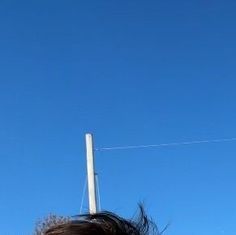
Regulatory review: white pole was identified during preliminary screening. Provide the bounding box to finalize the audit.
[85,133,97,214]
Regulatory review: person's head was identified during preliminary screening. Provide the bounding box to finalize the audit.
[44,207,159,235]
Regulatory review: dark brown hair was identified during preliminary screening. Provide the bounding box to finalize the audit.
[44,207,160,235]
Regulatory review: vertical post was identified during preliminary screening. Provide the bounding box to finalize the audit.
[85,133,97,214]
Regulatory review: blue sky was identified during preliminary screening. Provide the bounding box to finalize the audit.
[0,0,236,234]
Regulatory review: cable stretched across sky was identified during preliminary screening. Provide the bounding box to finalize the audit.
[95,137,236,151]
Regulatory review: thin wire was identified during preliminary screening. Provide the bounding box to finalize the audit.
[80,176,87,214]
[95,173,101,211]
[95,137,236,151]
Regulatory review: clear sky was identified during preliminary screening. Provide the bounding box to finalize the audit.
[0,1,236,234]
